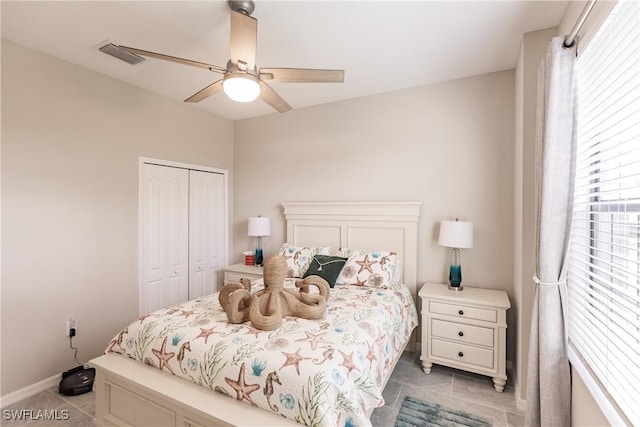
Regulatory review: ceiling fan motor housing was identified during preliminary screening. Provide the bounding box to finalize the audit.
[228,0,255,16]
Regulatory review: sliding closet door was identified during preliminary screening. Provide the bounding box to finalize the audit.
[141,163,189,313]
[188,170,225,299]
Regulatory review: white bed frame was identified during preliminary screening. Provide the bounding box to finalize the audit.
[90,201,421,427]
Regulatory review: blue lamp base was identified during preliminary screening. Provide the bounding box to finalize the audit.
[254,236,264,266]
[448,264,463,291]
[448,248,463,291]
[254,248,264,266]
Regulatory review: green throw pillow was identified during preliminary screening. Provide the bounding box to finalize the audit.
[303,255,347,288]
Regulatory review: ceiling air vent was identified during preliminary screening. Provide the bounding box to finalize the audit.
[99,43,145,65]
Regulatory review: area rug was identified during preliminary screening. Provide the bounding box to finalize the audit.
[394,396,492,427]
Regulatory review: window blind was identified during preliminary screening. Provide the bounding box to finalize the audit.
[568,0,640,425]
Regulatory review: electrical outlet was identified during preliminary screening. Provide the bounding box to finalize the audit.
[65,317,77,336]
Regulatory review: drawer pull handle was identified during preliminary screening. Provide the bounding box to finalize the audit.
[458,310,464,315]
[458,352,464,358]
[458,331,464,337]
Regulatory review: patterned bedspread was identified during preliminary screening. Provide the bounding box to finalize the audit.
[106,279,418,427]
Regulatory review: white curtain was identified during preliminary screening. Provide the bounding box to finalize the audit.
[525,36,577,427]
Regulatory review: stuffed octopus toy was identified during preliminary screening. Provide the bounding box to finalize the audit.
[218,255,330,331]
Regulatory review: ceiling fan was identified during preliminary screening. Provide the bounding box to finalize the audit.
[117,0,344,113]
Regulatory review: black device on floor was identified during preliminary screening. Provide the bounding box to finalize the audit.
[59,366,95,396]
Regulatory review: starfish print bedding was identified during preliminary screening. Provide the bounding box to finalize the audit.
[106,279,418,427]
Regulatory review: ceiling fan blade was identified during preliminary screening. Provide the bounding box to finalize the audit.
[259,81,292,113]
[259,68,345,83]
[118,45,227,74]
[184,79,224,103]
[230,10,257,70]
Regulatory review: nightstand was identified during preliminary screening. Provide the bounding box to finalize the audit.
[419,283,511,392]
[222,263,263,286]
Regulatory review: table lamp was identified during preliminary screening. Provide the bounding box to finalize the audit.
[438,218,473,291]
[248,216,271,266]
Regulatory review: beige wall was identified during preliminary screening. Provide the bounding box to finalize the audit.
[513,32,526,407]
[1,39,234,395]
[512,26,558,408]
[233,70,516,358]
[571,366,610,427]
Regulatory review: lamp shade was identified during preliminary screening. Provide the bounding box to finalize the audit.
[438,219,473,249]
[248,216,271,237]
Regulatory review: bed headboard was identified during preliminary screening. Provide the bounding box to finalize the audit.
[282,201,421,300]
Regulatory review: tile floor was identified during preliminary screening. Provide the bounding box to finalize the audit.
[370,351,525,427]
[1,385,95,427]
[1,352,524,426]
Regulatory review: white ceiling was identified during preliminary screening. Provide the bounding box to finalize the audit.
[1,1,568,121]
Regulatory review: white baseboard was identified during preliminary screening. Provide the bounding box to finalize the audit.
[516,392,528,412]
[510,362,528,413]
[0,374,59,407]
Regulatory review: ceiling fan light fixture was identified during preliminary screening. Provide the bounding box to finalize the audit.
[223,73,261,103]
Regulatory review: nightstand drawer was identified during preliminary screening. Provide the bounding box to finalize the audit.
[431,319,494,347]
[430,338,494,370]
[429,301,497,323]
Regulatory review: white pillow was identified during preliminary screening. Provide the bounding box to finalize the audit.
[392,259,403,283]
[278,244,331,277]
[335,248,397,288]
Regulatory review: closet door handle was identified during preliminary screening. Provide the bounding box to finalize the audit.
[458,310,464,315]
[458,331,464,337]
[458,352,464,358]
